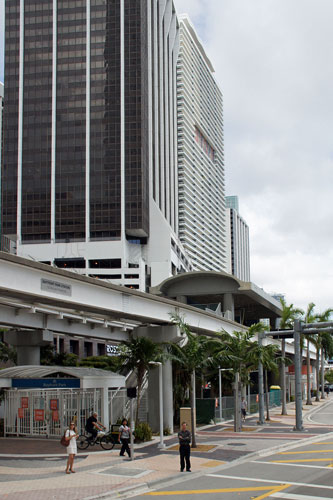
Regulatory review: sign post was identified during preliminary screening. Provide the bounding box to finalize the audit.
[127,387,136,461]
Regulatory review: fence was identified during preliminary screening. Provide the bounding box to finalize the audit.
[109,388,148,424]
[4,388,101,437]
[215,390,282,421]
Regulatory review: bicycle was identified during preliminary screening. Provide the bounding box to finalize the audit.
[77,429,116,451]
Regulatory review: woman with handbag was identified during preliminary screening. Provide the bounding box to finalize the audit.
[65,422,79,474]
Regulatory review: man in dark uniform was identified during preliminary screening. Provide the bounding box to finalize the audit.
[178,421,191,472]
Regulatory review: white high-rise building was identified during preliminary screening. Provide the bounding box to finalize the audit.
[1,0,191,291]
[176,15,227,272]
[225,196,250,282]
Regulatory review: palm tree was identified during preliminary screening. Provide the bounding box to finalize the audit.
[212,323,280,425]
[117,336,163,425]
[169,315,216,447]
[279,298,304,414]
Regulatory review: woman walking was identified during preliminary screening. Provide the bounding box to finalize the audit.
[65,421,79,474]
[118,418,131,457]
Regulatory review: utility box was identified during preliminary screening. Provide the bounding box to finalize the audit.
[180,407,196,434]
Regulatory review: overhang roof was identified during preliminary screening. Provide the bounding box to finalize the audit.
[152,271,282,320]
[0,365,124,382]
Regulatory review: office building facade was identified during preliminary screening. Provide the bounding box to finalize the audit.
[1,0,191,289]
[176,16,227,272]
[225,196,250,282]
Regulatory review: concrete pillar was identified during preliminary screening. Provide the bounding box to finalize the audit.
[223,293,235,321]
[134,325,182,434]
[100,386,109,428]
[4,329,53,365]
[162,358,173,433]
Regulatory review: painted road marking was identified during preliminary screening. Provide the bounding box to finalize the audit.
[255,460,331,470]
[271,494,333,500]
[207,473,333,490]
[279,449,333,454]
[272,458,333,464]
[144,485,290,496]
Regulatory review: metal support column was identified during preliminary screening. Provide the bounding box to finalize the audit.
[258,332,265,425]
[294,320,304,431]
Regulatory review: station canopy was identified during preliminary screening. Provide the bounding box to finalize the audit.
[0,365,125,390]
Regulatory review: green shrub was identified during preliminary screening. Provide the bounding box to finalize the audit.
[163,426,171,436]
[134,422,152,442]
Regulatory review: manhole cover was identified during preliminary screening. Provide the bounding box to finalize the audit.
[226,443,245,446]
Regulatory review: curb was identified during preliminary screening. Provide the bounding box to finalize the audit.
[92,399,333,500]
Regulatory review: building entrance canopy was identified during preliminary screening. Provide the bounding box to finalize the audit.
[0,366,125,437]
[151,271,283,327]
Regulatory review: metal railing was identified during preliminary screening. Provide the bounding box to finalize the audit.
[215,390,282,421]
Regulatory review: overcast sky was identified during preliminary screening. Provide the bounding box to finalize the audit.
[1,1,333,313]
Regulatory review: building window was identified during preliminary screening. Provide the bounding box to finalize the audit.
[97,343,106,356]
[84,342,93,358]
[69,340,79,356]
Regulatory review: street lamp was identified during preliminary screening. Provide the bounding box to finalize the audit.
[218,368,233,421]
[149,361,165,448]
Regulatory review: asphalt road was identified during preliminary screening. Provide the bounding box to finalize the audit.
[130,402,333,500]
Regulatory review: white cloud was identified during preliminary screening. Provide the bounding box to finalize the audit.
[175,0,333,311]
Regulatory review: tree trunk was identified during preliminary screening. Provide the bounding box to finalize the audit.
[321,345,325,399]
[316,346,320,402]
[265,370,270,421]
[306,339,312,405]
[280,339,287,415]
[191,370,197,448]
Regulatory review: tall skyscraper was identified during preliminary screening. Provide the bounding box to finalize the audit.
[177,15,227,272]
[0,82,3,248]
[1,0,191,290]
[225,195,250,282]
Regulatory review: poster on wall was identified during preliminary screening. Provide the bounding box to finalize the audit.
[34,409,44,422]
[21,397,29,408]
[50,399,58,411]
[18,408,24,419]
[52,411,59,422]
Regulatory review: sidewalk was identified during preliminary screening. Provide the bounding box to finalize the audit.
[0,397,332,500]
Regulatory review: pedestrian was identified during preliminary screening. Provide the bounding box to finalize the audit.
[178,421,191,472]
[85,411,106,441]
[241,397,247,423]
[118,418,131,457]
[65,421,79,474]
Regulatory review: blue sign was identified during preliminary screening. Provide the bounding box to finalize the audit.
[12,378,81,389]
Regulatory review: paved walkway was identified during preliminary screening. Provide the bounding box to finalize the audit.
[0,397,332,500]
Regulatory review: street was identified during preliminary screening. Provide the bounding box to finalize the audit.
[129,400,333,500]
[1,399,333,500]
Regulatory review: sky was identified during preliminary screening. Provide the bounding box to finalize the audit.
[0,1,333,313]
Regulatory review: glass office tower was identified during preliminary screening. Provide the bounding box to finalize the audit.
[2,0,191,289]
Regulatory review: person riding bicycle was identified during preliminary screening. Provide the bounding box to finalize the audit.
[85,412,106,440]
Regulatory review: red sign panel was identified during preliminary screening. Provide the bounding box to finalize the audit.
[21,397,29,409]
[18,408,24,419]
[50,399,58,411]
[34,409,45,422]
[52,410,59,422]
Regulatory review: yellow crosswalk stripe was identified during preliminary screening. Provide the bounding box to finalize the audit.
[272,458,333,463]
[254,483,291,500]
[145,485,290,496]
[279,449,333,455]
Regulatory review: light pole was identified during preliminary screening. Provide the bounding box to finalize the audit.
[218,368,233,421]
[149,361,165,448]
